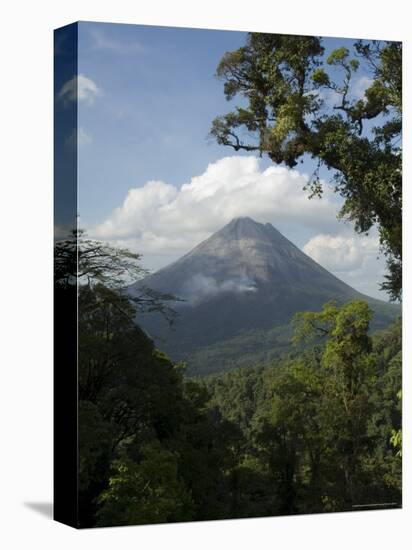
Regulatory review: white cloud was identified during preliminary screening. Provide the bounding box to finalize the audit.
[90,155,340,257]
[88,155,387,299]
[303,232,379,273]
[303,230,386,297]
[58,74,101,105]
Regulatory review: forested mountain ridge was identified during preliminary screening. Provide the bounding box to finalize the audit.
[132,218,400,375]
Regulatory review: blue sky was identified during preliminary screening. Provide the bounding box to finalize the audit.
[71,22,388,299]
[78,22,257,223]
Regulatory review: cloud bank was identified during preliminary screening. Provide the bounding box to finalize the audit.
[89,155,386,299]
[92,155,339,251]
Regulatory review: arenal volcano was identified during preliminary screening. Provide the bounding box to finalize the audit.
[131,217,400,375]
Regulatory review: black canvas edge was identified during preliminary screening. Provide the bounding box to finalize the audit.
[53,21,79,529]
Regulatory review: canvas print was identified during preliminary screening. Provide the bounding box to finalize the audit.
[54,22,402,528]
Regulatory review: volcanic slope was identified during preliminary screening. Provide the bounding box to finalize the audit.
[131,217,400,375]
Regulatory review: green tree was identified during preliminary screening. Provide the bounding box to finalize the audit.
[77,282,189,526]
[293,300,377,508]
[370,320,402,495]
[211,35,402,299]
[171,380,244,521]
[96,442,194,526]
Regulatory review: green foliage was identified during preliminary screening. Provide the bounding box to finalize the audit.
[390,428,402,457]
[327,46,350,64]
[312,68,330,86]
[77,284,187,525]
[96,443,193,526]
[211,36,402,299]
[61,236,401,525]
[79,293,401,523]
[205,301,402,513]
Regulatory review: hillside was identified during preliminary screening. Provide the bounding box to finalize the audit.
[131,217,400,375]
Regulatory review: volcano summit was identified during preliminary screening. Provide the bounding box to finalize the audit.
[131,217,399,375]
